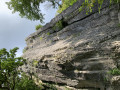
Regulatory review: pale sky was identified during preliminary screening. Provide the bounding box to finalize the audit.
[0,0,57,57]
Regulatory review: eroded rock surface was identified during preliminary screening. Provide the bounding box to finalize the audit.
[22,0,120,89]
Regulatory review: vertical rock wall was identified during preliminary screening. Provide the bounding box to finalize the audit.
[22,0,120,89]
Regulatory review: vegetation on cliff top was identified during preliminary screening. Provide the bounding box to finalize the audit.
[35,24,43,31]
[57,0,78,14]
[6,0,120,22]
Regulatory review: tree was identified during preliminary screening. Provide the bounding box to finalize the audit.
[0,47,56,90]
[6,0,119,22]
[0,47,26,90]
[6,0,77,22]
[15,73,41,90]
[6,0,61,22]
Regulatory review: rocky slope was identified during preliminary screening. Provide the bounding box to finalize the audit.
[21,0,120,89]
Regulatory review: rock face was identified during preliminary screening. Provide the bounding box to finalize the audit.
[22,0,120,89]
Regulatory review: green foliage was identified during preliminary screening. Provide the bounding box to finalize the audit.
[104,76,110,82]
[32,60,39,67]
[6,0,120,21]
[6,0,60,22]
[6,0,44,22]
[36,24,43,31]
[79,0,104,14]
[15,73,41,90]
[44,83,57,90]
[16,73,57,90]
[57,0,120,14]
[40,37,43,40]
[79,0,120,14]
[56,20,63,29]
[118,23,120,27]
[108,68,120,75]
[0,47,26,90]
[0,47,57,89]
[57,0,78,14]
[47,32,50,35]
[53,20,63,31]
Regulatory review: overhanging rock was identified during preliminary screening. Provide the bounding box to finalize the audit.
[22,0,120,89]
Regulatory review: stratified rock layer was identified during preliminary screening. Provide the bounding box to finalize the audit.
[22,0,120,89]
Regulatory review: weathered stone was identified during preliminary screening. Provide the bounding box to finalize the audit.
[22,0,120,90]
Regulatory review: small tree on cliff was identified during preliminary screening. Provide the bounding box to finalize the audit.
[0,47,26,90]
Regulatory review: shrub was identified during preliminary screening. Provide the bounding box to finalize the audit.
[15,74,41,90]
[40,37,43,40]
[47,32,50,35]
[52,20,63,31]
[36,24,43,30]
[108,68,120,75]
[32,60,39,67]
[57,0,78,14]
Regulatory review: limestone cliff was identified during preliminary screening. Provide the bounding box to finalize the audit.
[21,0,120,89]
